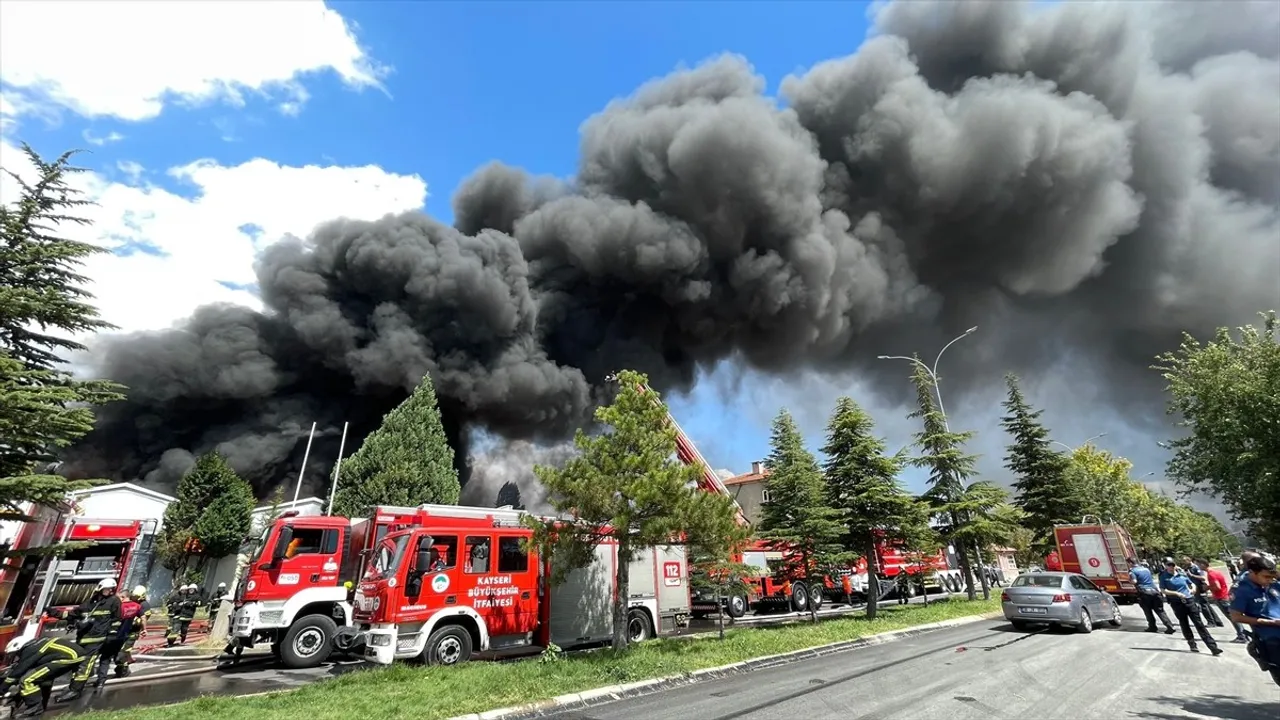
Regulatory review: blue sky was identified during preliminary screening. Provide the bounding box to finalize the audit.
[1,0,1159,496]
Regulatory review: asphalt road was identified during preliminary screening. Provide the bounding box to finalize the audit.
[534,605,1280,720]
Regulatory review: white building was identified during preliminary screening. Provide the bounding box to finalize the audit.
[203,497,328,592]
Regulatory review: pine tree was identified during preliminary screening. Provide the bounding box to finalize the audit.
[0,144,124,525]
[495,481,525,510]
[528,370,745,651]
[820,397,919,618]
[908,363,982,600]
[330,372,459,518]
[758,409,844,619]
[1000,374,1077,551]
[156,452,254,574]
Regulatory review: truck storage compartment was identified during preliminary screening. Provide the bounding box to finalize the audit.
[548,543,613,648]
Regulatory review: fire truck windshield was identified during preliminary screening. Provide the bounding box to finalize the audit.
[366,534,409,581]
[245,524,272,566]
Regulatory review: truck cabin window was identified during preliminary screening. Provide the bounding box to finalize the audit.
[245,525,272,565]
[366,534,410,581]
[465,536,491,574]
[418,535,458,572]
[498,537,528,573]
[284,528,325,559]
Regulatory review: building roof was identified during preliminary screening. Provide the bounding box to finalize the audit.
[724,464,769,487]
[69,481,177,505]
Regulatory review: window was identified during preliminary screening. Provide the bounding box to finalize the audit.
[419,535,458,569]
[1072,576,1101,592]
[498,537,528,573]
[284,528,325,558]
[322,529,340,555]
[761,489,771,504]
[1011,574,1066,588]
[465,536,492,574]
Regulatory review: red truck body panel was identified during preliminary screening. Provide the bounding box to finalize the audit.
[1053,523,1138,599]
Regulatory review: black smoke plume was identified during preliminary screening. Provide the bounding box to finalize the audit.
[64,0,1279,499]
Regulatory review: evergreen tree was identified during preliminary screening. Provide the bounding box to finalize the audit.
[156,452,254,574]
[0,144,124,526]
[1000,374,1077,551]
[821,397,918,618]
[495,481,525,510]
[527,370,744,651]
[758,409,844,619]
[908,363,982,600]
[330,372,459,518]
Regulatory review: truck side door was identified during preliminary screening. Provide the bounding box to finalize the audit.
[262,522,342,594]
[496,535,538,637]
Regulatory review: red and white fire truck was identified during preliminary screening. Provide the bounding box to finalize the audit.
[1051,518,1139,603]
[337,505,689,666]
[0,505,150,652]
[229,504,690,668]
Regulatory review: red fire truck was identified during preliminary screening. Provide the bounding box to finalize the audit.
[1051,518,1139,603]
[1,506,149,652]
[229,504,690,668]
[337,505,689,666]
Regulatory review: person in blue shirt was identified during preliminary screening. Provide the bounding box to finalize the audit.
[1229,554,1280,687]
[1128,558,1174,634]
[1182,556,1224,627]
[1159,558,1222,655]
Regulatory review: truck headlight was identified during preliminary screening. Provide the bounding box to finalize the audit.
[369,634,392,647]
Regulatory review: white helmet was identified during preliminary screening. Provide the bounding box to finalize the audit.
[5,637,33,655]
[97,578,118,591]
[184,584,197,591]
[132,585,148,598]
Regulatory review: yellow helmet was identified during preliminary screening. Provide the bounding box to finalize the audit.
[132,585,148,599]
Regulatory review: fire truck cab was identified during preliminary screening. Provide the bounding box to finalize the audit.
[343,506,690,666]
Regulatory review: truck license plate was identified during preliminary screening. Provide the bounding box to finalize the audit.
[1019,607,1047,614]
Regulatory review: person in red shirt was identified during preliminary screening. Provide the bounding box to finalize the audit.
[1206,562,1248,643]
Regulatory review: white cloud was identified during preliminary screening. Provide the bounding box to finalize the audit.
[0,139,427,338]
[0,1,387,123]
[83,129,124,146]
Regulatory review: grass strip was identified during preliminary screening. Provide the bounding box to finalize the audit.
[81,597,1001,720]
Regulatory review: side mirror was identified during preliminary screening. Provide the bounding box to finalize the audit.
[262,525,293,569]
[416,551,432,572]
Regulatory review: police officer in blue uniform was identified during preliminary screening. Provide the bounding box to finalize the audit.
[1229,554,1280,687]
[1128,558,1175,634]
[1159,557,1222,655]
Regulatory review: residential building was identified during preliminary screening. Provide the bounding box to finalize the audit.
[723,461,770,526]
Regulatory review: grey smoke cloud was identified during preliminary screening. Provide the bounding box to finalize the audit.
[458,436,576,514]
[64,0,1278,502]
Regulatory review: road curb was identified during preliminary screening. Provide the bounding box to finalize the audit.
[448,610,1004,720]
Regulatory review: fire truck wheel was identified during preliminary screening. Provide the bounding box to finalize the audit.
[627,609,653,643]
[424,625,473,666]
[1076,608,1094,634]
[808,583,825,610]
[903,582,918,599]
[280,615,337,669]
[726,595,748,619]
[790,583,809,612]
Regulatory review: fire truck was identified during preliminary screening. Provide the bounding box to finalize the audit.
[337,505,689,666]
[0,506,150,652]
[1051,518,1139,603]
[228,504,690,669]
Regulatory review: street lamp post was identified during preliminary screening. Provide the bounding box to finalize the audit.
[1050,433,1108,454]
[878,327,988,599]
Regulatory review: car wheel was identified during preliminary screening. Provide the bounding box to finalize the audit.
[1077,607,1093,634]
[1109,602,1123,627]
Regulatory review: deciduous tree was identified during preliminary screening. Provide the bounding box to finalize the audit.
[820,397,916,618]
[1001,374,1077,551]
[758,409,844,620]
[527,370,743,651]
[1155,311,1280,548]
[331,372,459,518]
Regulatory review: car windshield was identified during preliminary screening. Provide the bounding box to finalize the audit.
[1012,574,1064,588]
[365,534,410,581]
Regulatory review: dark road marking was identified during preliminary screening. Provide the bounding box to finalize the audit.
[707,627,1012,720]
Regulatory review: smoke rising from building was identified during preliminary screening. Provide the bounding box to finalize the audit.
[63,0,1279,499]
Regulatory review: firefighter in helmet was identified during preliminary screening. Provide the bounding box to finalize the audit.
[112,586,151,678]
[2,636,85,718]
[166,584,200,646]
[50,577,122,702]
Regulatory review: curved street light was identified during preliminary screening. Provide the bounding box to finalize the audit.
[877,326,977,432]
[1050,433,1109,453]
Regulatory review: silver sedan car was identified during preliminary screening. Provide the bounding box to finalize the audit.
[1001,571,1124,633]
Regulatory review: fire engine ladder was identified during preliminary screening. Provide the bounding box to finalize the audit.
[1101,525,1130,576]
[635,381,752,529]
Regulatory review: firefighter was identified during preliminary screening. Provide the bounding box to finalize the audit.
[101,585,149,681]
[895,573,911,605]
[2,636,84,719]
[209,582,228,628]
[166,584,199,646]
[50,578,122,703]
